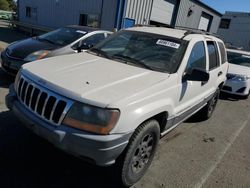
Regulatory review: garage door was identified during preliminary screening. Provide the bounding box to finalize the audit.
[198,13,212,31]
[150,0,177,25]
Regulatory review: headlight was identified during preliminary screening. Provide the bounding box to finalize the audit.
[63,102,120,135]
[24,50,50,61]
[227,73,249,81]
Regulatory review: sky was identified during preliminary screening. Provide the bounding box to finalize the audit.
[201,0,250,14]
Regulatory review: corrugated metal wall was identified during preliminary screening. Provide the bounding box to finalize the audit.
[18,0,117,30]
[175,0,221,33]
[124,0,153,25]
[218,12,250,50]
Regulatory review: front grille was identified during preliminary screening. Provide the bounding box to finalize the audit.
[222,86,232,92]
[236,87,246,93]
[16,75,73,126]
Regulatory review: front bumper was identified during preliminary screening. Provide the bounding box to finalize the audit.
[6,85,132,166]
[221,79,250,96]
[1,50,26,76]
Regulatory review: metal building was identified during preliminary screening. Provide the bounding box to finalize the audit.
[218,11,250,50]
[17,0,221,33]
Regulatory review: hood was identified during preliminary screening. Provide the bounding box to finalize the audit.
[228,63,250,77]
[22,53,168,107]
[7,37,59,60]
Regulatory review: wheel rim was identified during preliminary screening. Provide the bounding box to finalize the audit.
[208,93,218,114]
[131,134,154,174]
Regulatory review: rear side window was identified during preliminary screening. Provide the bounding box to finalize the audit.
[207,41,219,70]
[218,42,227,64]
[186,41,206,73]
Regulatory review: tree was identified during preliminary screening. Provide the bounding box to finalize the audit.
[0,0,10,11]
[7,0,16,11]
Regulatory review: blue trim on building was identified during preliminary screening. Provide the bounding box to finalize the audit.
[114,0,126,30]
[114,0,121,29]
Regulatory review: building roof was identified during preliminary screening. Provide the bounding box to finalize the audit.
[192,0,223,17]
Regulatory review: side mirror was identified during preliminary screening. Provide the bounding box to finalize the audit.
[184,68,209,82]
[77,43,93,53]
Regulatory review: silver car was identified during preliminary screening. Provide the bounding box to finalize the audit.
[0,25,112,75]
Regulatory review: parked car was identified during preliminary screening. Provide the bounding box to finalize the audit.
[6,27,228,187]
[221,49,250,98]
[0,11,12,20]
[0,25,112,75]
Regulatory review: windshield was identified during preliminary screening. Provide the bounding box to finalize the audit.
[91,30,187,73]
[38,27,87,46]
[227,51,250,67]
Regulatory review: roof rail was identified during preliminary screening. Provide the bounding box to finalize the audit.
[175,26,221,38]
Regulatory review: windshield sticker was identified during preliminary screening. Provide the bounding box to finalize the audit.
[76,30,87,34]
[156,39,180,49]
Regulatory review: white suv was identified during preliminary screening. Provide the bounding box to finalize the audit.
[6,27,228,187]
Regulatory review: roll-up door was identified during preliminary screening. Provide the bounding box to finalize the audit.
[198,13,213,31]
[150,0,177,25]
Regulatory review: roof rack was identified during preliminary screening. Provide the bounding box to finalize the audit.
[175,26,221,38]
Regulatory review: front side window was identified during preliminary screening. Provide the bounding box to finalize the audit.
[91,30,188,73]
[207,41,219,70]
[186,41,206,74]
[38,27,87,46]
[83,33,105,46]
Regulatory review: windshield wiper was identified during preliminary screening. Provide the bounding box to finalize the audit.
[111,54,156,71]
[90,48,111,59]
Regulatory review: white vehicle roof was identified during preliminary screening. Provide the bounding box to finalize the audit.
[127,26,186,39]
[126,26,222,42]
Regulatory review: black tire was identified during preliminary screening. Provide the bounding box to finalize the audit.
[118,120,160,187]
[199,88,220,120]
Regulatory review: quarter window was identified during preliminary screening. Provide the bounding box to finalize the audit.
[207,41,219,70]
[218,42,227,64]
[186,41,206,73]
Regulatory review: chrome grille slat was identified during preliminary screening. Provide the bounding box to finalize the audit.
[58,103,72,124]
[19,79,25,99]
[35,91,42,113]
[41,95,50,117]
[15,75,73,126]
[28,86,35,107]
[23,83,30,105]
[49,99,59,121]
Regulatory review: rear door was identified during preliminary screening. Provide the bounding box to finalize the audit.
[205,40,225,95]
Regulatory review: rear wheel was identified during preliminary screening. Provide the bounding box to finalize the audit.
[117,120,160,187]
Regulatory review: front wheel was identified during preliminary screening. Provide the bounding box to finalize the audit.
[199,88,220,120]
[117,120,160,187]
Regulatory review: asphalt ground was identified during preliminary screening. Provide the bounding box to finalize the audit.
[0,20,249,188]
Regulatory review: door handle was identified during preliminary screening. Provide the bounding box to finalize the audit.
[218,71,223,77]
